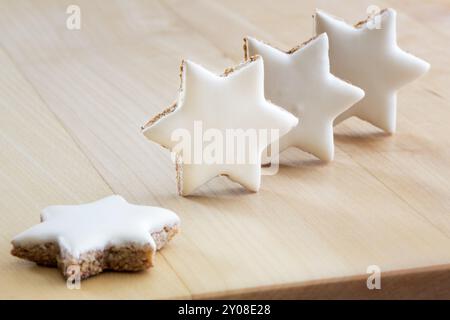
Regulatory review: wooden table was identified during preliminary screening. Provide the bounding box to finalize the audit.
[1,0,450,299]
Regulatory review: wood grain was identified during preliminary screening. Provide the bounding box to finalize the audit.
[0,0,449,299]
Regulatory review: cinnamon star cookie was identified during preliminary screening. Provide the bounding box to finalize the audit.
[142,57,298,195]
[244,33,365,162]
[315,8,430,133]
[11,195,180,280]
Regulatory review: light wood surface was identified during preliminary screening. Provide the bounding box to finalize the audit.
[1,0,449,299]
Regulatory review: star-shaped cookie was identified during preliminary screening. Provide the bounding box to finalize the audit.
[11,195,180,280]
[142,57,298,195]
[315,8,430,133]
[244,33,365,162]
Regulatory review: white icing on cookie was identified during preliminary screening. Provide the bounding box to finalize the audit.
[315,8,430,133]
[12,195,180,258]
[142,57,298,195]
[245,33,365,162]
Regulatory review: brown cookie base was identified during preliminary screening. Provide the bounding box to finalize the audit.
[11,225,179,280]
